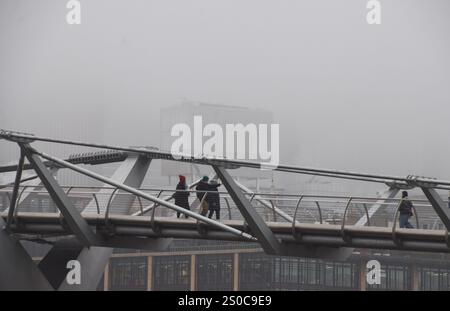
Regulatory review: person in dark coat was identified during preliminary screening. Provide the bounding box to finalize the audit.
[174,175,190,218]
[196,176,210,216]
[207,180,221,220]
[399,190,414,228]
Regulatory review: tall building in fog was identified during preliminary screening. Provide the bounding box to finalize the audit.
[160,101,275,189]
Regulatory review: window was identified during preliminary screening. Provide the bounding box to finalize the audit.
[109,256,147,291]
[239,253,273,290]
[367,263,410,291]
[324,261,357,290]
[153,255,190,291]
[196,254,233,290]
[240,253,358,290]
[419,267,450,290]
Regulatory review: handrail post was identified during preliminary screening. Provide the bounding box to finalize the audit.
[340,197,353,240]
[392,199,404,244]
[362,203,371,227]
[412,204,420,229]
[13,186,29,221]
[137,196,144,216]
[315,201,323,224]
[292,195,304,239]
[224,197,232,220]
[105,188,119,225]
[92,193,100,214]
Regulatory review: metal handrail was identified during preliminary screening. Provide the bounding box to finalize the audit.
[224,197,232,220]
[292,195,304,239]
[13,186,29,221]
[362,203,371,227]
[150,190,166,232]
[340,197,353,240]
[8,189,439,210]
[105,188,119,224]
[315,201,323,224]
[137,196,144,216]
[92,193,100,214]
[4,189,437,209]
[0,186,441,203]
[0,186,444,235]
[341,198,371,228]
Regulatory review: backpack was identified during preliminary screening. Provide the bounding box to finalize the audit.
[399,199,413,215]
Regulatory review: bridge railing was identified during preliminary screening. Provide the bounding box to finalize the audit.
[0,186,446,232]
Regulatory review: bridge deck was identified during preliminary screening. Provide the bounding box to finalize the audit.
[2,212,449,253]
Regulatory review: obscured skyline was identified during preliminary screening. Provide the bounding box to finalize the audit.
[1,0,449,184]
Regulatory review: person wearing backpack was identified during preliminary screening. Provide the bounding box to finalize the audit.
[207,179,221,220]
[196,176,210,216]
[399,191,414,229]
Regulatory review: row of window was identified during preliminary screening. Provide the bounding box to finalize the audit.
[107,253,450,291]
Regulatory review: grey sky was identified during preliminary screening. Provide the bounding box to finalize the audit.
[1,0,449,184]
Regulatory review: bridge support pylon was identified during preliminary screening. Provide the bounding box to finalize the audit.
[0,217,53,290]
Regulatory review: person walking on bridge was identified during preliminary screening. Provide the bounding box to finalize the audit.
[174,175,190,218]
[207,179,221,220]
[196,176,210,216]
[399,191,414,229]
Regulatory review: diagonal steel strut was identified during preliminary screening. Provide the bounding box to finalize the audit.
[32,149,255,241]
[21,143,100,247]
[6,149,25,229]
[212,165,282,255]
[421,187,450,231]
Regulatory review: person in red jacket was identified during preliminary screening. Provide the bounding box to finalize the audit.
[174,175,190,218]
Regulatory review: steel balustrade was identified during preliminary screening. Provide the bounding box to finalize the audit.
[392,199,420,244]
[0,185,449,252]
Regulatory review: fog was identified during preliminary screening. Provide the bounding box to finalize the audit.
[1,0,450,190]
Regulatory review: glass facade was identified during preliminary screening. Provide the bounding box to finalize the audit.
[109,256,147,291]
[196,254,233,291]
[103,252,450,291]
[239,253,273,290]
[240,253,358,290]
[419,266,450,291]
[367,264,410,291]
[153,255,190,291]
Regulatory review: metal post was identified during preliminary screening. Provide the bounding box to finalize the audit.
[410,263,419,291]
[213,165,281,255]
[359,260,367,291]
[233,253,240,291]
[59,155,152,291]
[21,144,100,247]
[147,256,153,291]
[104,261,110,291]
[422,187,450,231]
[0,217,53,290]
[190,254,197,291]
[6,150,25,229]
